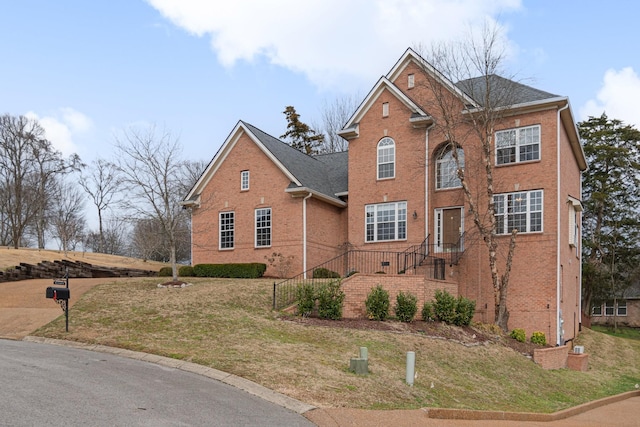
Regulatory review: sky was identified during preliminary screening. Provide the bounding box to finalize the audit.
[2,0,640,167]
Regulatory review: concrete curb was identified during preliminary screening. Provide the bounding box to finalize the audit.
[425,389,640,421]
[22,336,316,415]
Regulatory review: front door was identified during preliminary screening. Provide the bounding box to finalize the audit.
[435,207,463,252]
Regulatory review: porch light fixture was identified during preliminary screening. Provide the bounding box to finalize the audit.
[413,210,418,219]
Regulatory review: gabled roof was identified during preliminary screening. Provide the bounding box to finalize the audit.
[339,76,433,139]
[455,75,561,108]
[183,121,347,207]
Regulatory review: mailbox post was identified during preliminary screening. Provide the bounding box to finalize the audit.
[46,268,70,332]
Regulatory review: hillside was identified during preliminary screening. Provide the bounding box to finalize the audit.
[0,247,169,272]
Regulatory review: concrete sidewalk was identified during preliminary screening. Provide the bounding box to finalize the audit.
[4,278,640,426]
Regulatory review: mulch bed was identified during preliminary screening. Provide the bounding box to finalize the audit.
[283,316,545,357]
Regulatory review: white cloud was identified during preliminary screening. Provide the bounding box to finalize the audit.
[580,67,640,128]
[146,0,522,90]
[25,108,93,157]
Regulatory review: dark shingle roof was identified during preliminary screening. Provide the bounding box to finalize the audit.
[241,121,347,201]
[455,75,560,108]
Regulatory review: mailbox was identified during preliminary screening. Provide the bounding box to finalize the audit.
[46,287,70,300]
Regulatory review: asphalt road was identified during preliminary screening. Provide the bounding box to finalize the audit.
[0,339,314,426]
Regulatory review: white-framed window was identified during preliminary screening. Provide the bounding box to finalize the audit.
[605,301,615,316]
[408,73,415,89]
[241,170,249,191]
[382,102,389,117]
[255,208,271,247]
[592,304,602,316]
[436,144,464,189]
[365,201,407,242]
[618,300,627,316]
[568,197,582,249]
[496,125,540,165]
[494,190,543,234]
[377,137,395,179]
[219,211,235,250]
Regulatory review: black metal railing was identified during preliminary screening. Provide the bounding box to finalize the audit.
[272,233,466,310]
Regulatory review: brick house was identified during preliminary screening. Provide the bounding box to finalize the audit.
[183,49,587,345]
[590,282,640,328]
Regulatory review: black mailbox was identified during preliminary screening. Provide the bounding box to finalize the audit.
[46,287,70,300]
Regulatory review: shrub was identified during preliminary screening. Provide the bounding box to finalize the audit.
[158,266,173,277]
[365,285,390,321]
[433,289,457,324]
[454,295,476,326]
[510,328,526,343]
[421,301,434,321]
[193,263,266,278]
[531,331,547,346]
[178,265,195,277]
[317,279,345,320]
[312,267,340,279]
[394,291,418,322]
[296,283,316,317]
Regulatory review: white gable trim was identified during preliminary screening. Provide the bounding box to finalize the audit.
[183,122,301,203]
[340,76,430,138]
[387,48,478,109]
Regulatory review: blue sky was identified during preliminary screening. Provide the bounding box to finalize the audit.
[2,0,639,165]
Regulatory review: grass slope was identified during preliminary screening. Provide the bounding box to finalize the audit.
[33,278,640,412]
[0,247,168,272]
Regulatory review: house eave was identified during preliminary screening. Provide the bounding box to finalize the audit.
[338,124,359,140]
[285,187,347,207]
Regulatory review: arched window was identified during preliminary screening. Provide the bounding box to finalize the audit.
[436,144,464,189]
[377,137,395,179]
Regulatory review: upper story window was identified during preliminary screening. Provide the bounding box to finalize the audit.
[436,144,464,189]
[496,125,540,165]
[494,190,543,234]
[241,170,249,191]
[408,73,415,89]
[255,208,271,247]
[377,137,395,180]
[219,211,235,250]
[366,201,407,242]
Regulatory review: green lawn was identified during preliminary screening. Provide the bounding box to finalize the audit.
[33,278,640,412]
[591,324,640,341]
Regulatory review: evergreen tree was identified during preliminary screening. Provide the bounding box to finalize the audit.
[280,106,324,155]
[579,113,640,325]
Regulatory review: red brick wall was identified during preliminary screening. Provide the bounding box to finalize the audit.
[533,345,568,370]
[191,129,345,277]
[341,274,458,319]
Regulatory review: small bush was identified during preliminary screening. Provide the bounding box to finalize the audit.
[510,328,526,343]
[421,301,434,321]
[296,283,316,317]
[178,265,195,277]
[193,263,266,278]
[312,267,340,279]
[394,291,418,322]
[365,285,390,321]
[531,331,547,346]
[158,267,173,277]
[454,295,476,326]
[433,289,457,324]
[317,279,345,320]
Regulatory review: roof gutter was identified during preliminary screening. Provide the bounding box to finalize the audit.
[285,187,347,207]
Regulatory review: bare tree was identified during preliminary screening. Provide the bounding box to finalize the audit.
[114,125,189,281]
[79,158,121,253]
[50,179,86,254]
[312,94,360,153]
[417,24,523,331]
[84,217,130,256]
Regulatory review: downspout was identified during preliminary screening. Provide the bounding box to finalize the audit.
[557,103,569,345]
[425,123,435,242]
[302,192,312,279]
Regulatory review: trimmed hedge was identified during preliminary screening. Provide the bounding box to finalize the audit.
[193,263,267,278]
[178,265,195,277]
[158,266,173,277]
[312,267,340,279]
